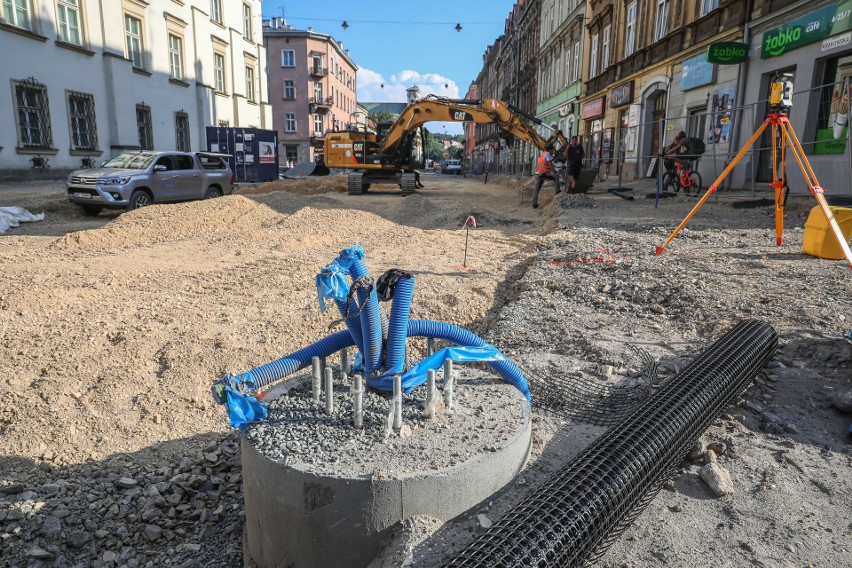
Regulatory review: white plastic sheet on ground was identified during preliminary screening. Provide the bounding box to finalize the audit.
[0,207,45,234]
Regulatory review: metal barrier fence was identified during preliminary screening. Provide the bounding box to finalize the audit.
[582,80,852,197]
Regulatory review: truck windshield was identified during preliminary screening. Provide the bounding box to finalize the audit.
[102,153,156,170]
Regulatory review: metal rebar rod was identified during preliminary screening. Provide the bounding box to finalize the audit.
[340,349,351,375]
[325,367,334,414]
[427,337,435,356]
[352,374,363,430]
[444,319,777,568]
[393,374,403,430]
[311,356,321,402]
[443,358,454,410]
[423,369,437,419]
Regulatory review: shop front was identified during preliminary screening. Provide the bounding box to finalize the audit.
[581,96,606,169]
[735,1,852,194]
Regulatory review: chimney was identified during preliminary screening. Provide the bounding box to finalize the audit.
[307,26,313,32]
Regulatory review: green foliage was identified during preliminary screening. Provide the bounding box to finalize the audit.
[368,111,395,125]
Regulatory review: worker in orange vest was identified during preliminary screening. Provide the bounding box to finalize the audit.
[532,144,561,209]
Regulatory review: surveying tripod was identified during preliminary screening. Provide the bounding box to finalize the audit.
[656,75,852,271]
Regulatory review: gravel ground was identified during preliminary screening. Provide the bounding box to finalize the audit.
[0,174,850,567]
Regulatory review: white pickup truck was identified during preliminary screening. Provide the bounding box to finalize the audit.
[66,151,235,216]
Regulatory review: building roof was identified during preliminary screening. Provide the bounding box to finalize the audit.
[360,102,408,117]
[262,18,358,70]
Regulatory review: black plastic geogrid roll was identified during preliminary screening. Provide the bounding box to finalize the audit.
[445,319,778,568]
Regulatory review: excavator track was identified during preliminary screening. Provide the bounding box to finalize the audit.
[400,173,418,196]
[348,173,364,195]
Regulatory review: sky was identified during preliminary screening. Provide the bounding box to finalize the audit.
[262,0,517,134]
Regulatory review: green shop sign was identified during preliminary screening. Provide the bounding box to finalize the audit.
[707,42,749,64]
[761,4,852,58]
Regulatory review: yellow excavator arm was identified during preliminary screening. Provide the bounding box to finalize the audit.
[380,96,568,157]
[323,95,569,194]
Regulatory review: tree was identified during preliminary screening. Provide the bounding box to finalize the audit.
[368,111,395,126]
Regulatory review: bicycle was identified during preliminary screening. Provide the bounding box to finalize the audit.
[660,155,701,196]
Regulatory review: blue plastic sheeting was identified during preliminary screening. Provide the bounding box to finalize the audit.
[224,385,267,429]
[315,261,350,313]
[407,320,531,402]
[375,345,504,393]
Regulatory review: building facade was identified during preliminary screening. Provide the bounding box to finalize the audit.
[579,0,748,181]
[535,0,586,151]
[263,18,357,165]
[0,0,270,175]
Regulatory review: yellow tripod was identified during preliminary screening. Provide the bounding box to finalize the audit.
[655,112,852,271]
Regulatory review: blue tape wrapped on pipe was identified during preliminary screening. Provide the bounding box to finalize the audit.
[372,345,504,393]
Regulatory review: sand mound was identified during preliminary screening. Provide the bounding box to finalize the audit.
[248,175,348,196]
[52,195,283,250]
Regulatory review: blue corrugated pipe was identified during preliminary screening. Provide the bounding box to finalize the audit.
[407,319,531,402]
[383,275,415,375]
[338,247,383,375]
[221,320,528,402]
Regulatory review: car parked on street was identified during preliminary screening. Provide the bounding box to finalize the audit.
[66,151,235,216]
[442,159,464,175]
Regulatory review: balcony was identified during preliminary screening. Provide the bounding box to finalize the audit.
[309,95,333,114]
[310,66,328,77]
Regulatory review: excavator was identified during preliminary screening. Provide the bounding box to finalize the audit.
[323,95,569,195]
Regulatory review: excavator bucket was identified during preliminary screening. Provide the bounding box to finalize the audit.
[280,162,330,178]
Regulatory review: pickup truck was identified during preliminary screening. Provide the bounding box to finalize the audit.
[66,151,235,216]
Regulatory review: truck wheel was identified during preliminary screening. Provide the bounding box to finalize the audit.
[78,204,102,217]
[128,190,152,210]
[205,186,223,199]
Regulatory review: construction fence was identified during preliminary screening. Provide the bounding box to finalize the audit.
[584,80,852,197]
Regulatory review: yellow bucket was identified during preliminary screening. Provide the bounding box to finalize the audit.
[802,205,852,260]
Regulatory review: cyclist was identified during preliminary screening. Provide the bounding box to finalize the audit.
[664,131,697,171]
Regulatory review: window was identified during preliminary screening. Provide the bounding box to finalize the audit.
[242,3,251,39]
[2,0,31,30]
[245,66,255,101]
[687,108,707,140]
[590,33,599,77]
[625,2,637,57]
[217,119,229,127]
[284,80,295,99]
[602,26,611,70]
[13,79,52,148]
[125,15,143,68]
[313,114,323,135]
[281,50,295,67]
[654,0,670,41]
[554,52,560,92]
[168,34,183,80]
[214,53,225,93]
[312,54,323,74]
[701,0,719,16]
[57,0,81,45]
[573,41,580,82]
[285,113,296,132]
[174,154,193,170]
[814,55,852,152]
[564,46,571,86]
[67,91,97,150]
[314,81,322,102]
[210,0,221,24]
[136,103,153,150]
[174,111,190,152]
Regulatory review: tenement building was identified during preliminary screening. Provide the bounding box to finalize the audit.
[0,0,271,175]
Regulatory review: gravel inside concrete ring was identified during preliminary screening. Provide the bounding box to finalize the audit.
[242,366,526,478]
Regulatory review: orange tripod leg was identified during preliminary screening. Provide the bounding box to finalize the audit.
[781,120,852,270]
[773,122,785,246]
[656,119,770,256]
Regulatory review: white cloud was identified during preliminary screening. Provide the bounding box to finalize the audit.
[356,67,465,134]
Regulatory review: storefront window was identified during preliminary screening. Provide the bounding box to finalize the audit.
[814,54,852,154]
[588,118,604,166]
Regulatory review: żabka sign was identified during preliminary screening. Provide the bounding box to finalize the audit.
[761,5,852,58]
[706,42,749,64]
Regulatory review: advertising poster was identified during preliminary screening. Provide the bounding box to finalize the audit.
[815,76,849,154]
[708,85,736,144]
[259,141,276,163]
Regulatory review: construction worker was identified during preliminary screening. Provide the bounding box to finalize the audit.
[532,144,561,209]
